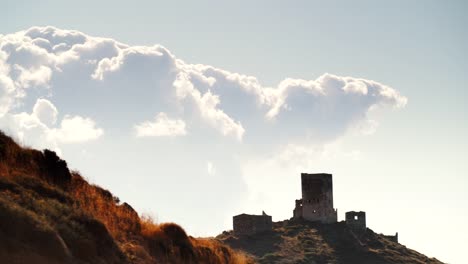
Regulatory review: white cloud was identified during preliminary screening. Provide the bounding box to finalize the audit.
[92,45,173,81]
[135,112,187,137]
[207,161,216,176]
[0,74,15,117]
[0,26,407,144]
[0,50,16,117]
[52,115,104,144]
[15,65,52,89]
[32,98,58,126]
[357,119,379,135]
[265,73,407,123]
[0,26,408,234]
[173,73,245,141]
[0,98,103,151]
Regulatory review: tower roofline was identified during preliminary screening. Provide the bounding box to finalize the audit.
[301,173,332,177]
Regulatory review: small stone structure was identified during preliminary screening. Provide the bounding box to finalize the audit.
[233,211,272,236]
[345,211,366,231]
[346,211,398,243]
[383,232,399,243]
[293,173,337,223]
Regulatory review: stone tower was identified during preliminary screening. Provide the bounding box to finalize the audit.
[345,211,366,231]
[293,173,337,223]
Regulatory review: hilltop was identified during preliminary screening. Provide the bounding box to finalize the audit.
[0,131,251,264]
[0,130,445,264]
[217,219,443,264]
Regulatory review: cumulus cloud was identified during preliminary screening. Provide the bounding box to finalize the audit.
[32,98,58,126]
[135,112,187,137]
[0,26,408,234]
[0,50,16,117]
[15,65,52,89]
[173,73,245,140]
[92,45,173,81]
[0,26,407,145]
[0,98,103,151]
[0,74,15,116]
[52,115,103,143]
[266,74,407,120]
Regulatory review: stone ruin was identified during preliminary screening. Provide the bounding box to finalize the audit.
[233,211,272,236]
[232,172,398,243]
[345,211,366,232]
[345,210,398,243]
[292,173,337,223]
[383,232,399,243]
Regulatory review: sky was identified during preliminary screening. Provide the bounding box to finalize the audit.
[1,1,467,263]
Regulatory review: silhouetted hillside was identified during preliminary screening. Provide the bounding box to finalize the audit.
[0,130,445,264]
[217,219,443,264]
[0,131,251,264]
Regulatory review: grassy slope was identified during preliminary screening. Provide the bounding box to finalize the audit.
[0,130,445,264]
[217,220,444,264]
[0,131,251,264]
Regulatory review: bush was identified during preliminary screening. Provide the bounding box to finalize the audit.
[42,149,71,187]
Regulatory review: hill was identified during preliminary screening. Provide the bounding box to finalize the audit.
[217,219,443,264]
[0,130,445,264]
[0,131,251,264]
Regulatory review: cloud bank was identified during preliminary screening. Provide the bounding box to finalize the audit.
[0,26,406,146]
[0,26,407,234]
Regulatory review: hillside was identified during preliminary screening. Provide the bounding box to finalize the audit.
[0,131,251,264]
[217,219,444,264]
[0,130,445,264]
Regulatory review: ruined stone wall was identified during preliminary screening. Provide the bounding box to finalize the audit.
[293,199,303,218]
[345,211,366,232]
[383,232,399,243]
[233,212,272,236]
[293,173,337,223]
[302,204,337,223]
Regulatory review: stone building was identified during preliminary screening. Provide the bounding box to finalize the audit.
[345,211,366,232]
[293,173,337,223]
[233,211,272,236]
[346,211,398,243]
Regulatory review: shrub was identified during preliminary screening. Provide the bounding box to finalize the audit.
[41,149,72,187]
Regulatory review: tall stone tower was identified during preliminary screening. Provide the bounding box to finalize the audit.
[293,173,337,223]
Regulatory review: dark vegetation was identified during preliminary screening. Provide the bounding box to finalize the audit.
[217,220,444,264]
[0,131,251,264]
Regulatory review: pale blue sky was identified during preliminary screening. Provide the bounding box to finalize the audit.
[2,1,467,263]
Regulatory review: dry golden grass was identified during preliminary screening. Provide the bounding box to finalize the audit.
[70,172,141,241]
[192,238,253,264]
[0,130,252,264]
[69,171,252,263]
[140,215,252,264]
